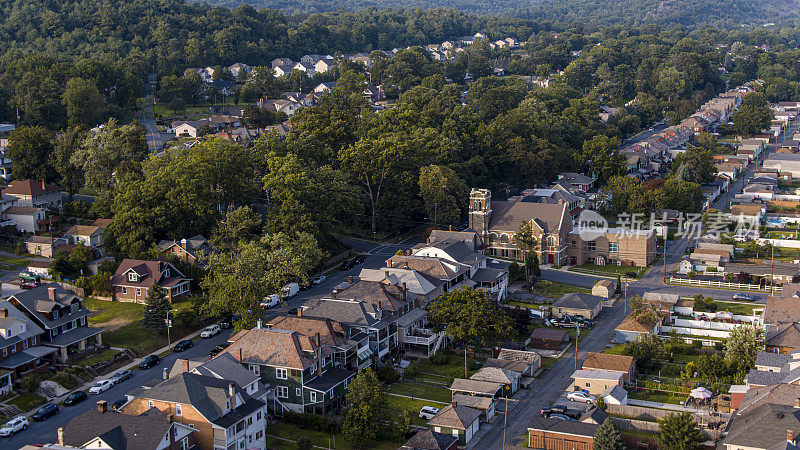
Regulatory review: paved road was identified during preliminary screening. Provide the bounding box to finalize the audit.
[622,120,669,147]
[3,331,233,448]
[141,74,172,153]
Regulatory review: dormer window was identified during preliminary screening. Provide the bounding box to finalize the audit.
[128,273,138,282]
[164,269,170,278]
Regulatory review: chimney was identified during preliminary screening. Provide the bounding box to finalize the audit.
[451,401,457,408]
[257,319,263,329]
[183,359,189,373]
[181,238,187,248]
[384,270,390,279]
[41,180,46,190]
[348,276,354,283]
[0,308,6,319]
[163,368,169,380]
[97,400,107,414]
[315,332,321,347]
[167,413,174,424]
[48,287,57,301]
[795,398,800,408]
[297,308,302,317]
[378,300,382,310]
[789,429,795,445]
[57,427,64,446]
[402,282,407,301]
[228,382,235,398]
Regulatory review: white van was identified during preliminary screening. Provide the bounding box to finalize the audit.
[261,282,301,308]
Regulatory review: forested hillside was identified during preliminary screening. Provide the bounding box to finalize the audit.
[196,0,800,27]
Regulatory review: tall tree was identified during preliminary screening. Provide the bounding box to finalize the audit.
[514,222,539,282]
[657,412,705,450]
[418,164,468,226]
[732,92,774,136]
[428,287,514,347]
[62,78,103,126]
[593,419,625,450]
[725,324,765,373]
[71,119,148,195]
[579,135,626,183]
[210,206,263,254]
[52,126,87,200]
[342,368,385,448]
[6,126,57,182]
[141,284,171,331]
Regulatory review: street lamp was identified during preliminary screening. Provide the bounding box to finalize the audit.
[166,309,177,349]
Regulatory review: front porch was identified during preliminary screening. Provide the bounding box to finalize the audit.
[0,346,57,380]
[47,327,103,363]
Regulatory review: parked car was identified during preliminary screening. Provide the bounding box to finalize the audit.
[549,413,577,421]
[173,339,193,352]
[0,416,29,436]
[541,405,581,419]
[354,254,367,263]
[111,397,128,411]
[209,344,229,358]
[32,404,59,421]
[63,391,88,406]
[732,292,756,301]
[200,324,220,338]
[89,379,114,395]
[566,391,596,404]
[312,275,327,285]
[138,355,160,369]
[219,315,240,329]
[339,260,353,271]
[110,370,132,384]
[20,281,38,289]
[261,283,300,307]
[418,406,440,420]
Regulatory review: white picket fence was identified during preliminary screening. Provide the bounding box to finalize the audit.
[668,276,782,293]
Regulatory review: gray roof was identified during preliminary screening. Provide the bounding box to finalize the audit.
[401,429,459,450]
[0,346,57,369]
[301,298,383,328]
[553,292,602,311]
[724,403,800,449]
[48,325,103,347]
[305,366,356,393]
[190,352,259,388]
[63,408,173,450]
[602,385,628,403]
[527,415,599,437]
[0,301,43,346]
[469,366,520,384]
[471,268,505,283]
[449,378,502,395]
[746,368,789,386]
[9,283,90,329]
[756,351,792,369]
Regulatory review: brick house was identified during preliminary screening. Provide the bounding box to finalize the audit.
[158,235,211,266]
[566,228,657,267]
[0,301,55,382]
[63,401,197,450]
[8,284,102,363]
[222,326,356,415]
[122,358,267,450]
[528,416,598,449]
[111,259,192,303]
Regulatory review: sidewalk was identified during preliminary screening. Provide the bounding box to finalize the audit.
[18,325,211,417]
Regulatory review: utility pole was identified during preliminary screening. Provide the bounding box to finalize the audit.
[500,397,520,449]
[574,326,580,372]
[770,244,775,295]
[464,347,468,378]
[663,237,668,282]
[624,279,628,315]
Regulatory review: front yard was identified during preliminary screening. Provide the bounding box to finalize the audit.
[526,280,591,299]
[265,422,398,450]
[568,263,648,278]
[385,381,452,403]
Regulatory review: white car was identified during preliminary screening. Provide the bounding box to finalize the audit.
[419,406,440,420]
[201,324,220,338]
[89,379,114,395]
[312,275,327,285]
[0,416,28,437]
[566,391,596,404]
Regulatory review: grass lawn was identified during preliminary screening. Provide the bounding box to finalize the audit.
[6,392,46,412]
[153,102,220,119]
[714,301,761,315]
[49,372,82,390]
[568,263,647,278]
[76,349,117,367]
[410,353,483,383]
[0,255,28,270]
[384,393,447,427]
[629,389,686,405]
[526,280,591,299]
[266,422,398,450]
[603,344,628,355]
[84,298,145,323]
[386,381,452,403]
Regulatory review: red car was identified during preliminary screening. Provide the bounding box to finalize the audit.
[20,281,39,289]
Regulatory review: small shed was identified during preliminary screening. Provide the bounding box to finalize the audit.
[453,393,495,422]
[449,378,503,398]
[592,279,616,299]
[601,385,628,406]
[528,328,570,350]
[428,404,482,446]
[470,367,520,396]
[551,292,603,319]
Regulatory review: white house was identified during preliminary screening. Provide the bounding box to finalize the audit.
[3,206,47,233]
[63,224,104,247]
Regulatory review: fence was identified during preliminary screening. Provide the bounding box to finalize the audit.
[668,276,782,293]
[756,237,800,249]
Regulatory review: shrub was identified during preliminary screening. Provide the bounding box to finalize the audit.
[296,436,313,450]
[595,396,607,411]
[429,352,451,365]
[376,366,400,384]
[19,374,45,392]
[403,363,420,379]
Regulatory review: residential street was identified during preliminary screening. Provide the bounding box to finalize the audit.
[141,73,172,153]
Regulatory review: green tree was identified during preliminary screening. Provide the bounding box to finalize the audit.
[52,126,86,200]
[725,324,765,373]
[428,287,514,347]
[71,119,148,195]
[671,147,717,183]
[141,283,170,331]
[579,135,626,182]
[342,368,385,448]
[695,353,727,382]
[6,126,57,182]
[514,222,539,283]
[732,92,774,136]
[210,206,263,254]
[623,333,665,371]
[418,164,468,226]
[62,78,103,126]
[593,418,625,450]
[657,412,704,450]
[656,66,686,101]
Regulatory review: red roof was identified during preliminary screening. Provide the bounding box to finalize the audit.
[2,180,62,197]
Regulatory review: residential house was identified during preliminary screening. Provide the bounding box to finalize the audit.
[24,235,69,258]
[615,314,662,344]
[26,260,51,279]
[2,179,63,209]
[581,352,636,383]
[159,235,211,266]
[301,298,395,360]
[172,121,205,138]
[122,367,267,450]
[8,284,101,363]
[357,268,444,305]
[271,58,293,69]
[427,404,481,446]
[470,366,521,395]
[330,275,418,317]
[486,348,541,377]
[265,314,368,371]
[722,404,800,450]
[291,61,315,76]
[731,202,766,223]
[766,322,800,354]
[314,58,336,74]
[62,224,104,248]
[555,172,598,193]
[550,293,603,320]
[63,401,197,450]
[400,429,458,450]
[570,369,624,396]
[736,382,800,414]
[221,327,355,414]
[527,416,597,450]
[3,206,48,233]
[111,259,192,303]
[258,99,302,116]
[527,328,570,351]
[0,302,53,382]
[272,65,293,78]
[313,82,337,94]
[227,63,251,78]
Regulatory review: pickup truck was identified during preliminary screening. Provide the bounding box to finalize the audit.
[540,405,581,420]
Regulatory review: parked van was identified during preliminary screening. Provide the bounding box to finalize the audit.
[261,282,301,308]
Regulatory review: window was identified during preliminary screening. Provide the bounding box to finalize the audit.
[180,437,189,450]
[587,241,596,252]
[128,273,137,282]
[22,339,27,349]
[276,368,287,379]
[188,424,195,429]
[164,269,170,278]
[571,240,576,248]
[148,400,154,408]
[586,383,591,387]
[295,388,301,397]
[121,287,127,295]
[136,288,141,297]
[247,417,253,426]
[176,404,182,416]
[609,242,617,253]
[256,430,263,440]
[256,411,261,421]
[276,386,288,398]
[1,348,6,357]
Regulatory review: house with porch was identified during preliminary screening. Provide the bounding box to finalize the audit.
[111,259,192,303]
[8,284,102,363]
[2,179,63,209]
[62,224,104,248]
[0,302,55,382]
[221,327,355,415]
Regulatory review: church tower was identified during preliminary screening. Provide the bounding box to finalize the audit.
[468,188,492,238]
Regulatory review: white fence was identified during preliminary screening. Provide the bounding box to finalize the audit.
[672,318,743,331]
[661,325,730,339]
[668,276,782,293]
[756,238,800,249]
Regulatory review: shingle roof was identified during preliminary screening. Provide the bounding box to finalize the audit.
[484,358,531,374]
[331,277,413,311]
[488,201,568,233]
[756,351,792,369]
[387,255,469,280]
[301,298,382,328]
[2,179,62,197]
[529,328,570,341]
[64,408,174,450]
[724,403,800,449]
[224,328,318,370]
[266,315,346,349]
[496,348,541,365]
[738,383,800,413]
[571,369,624,382]
[582,352,635,373]
[64,225,102,237]
[767,323,800,349]
[427,404,481,430]
[452,393,493,410]
[4,206,42,215]
[615,315,659,333]
[765,290,800,325]
[469,366,520,385]
[9,283,89,329]
[553,292,602,311]
[111,259,188,289]
[746,369,786,386]
[401,429,459,450]
[527,415,599,438]
[449,378,502,396]
[170,353,259,389]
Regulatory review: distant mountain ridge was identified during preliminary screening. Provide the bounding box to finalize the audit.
[196,0,800,27]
